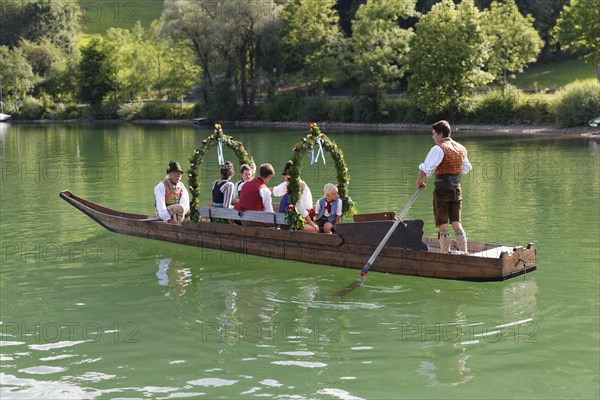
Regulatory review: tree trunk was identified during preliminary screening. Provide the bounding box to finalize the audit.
[240,49,248,109]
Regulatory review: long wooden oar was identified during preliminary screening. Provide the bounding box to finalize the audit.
[337,174,432,297]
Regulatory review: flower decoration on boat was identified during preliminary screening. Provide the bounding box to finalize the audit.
[188,123,255,222]
[283,123,357,231]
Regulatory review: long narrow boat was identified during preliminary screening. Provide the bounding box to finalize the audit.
[60,190,536,281]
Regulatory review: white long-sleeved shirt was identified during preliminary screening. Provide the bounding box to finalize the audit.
[212,180,235,208]
[418,143,472,175]
[272,181,314,211]
[154,178,190,222]
[259,186,274,212]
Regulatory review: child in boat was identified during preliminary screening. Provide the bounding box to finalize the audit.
[232,163,253,205]
[314,183,342,234]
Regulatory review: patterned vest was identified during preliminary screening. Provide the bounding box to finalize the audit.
[435,139,467,175]
[235,177,266,212]
[212,180,228,206]
[163,179,183,206]
[316,197,339,223]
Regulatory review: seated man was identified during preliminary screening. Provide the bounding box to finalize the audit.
[154,160,189,224]
[235,163,275,213]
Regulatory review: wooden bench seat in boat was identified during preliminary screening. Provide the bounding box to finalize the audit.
[199,206,288,227]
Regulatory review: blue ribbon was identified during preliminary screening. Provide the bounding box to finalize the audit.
[217,138,224,165]
[311,138,326,165]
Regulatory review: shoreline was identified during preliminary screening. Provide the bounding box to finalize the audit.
[6,118,599,137]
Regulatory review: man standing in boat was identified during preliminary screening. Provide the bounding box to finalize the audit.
[154,160,190,224]
[417,120,472,253]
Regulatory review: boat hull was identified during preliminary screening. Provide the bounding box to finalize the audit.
[60,190,536,281]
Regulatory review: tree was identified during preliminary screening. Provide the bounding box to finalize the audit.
[0,0,80,54]
[554,0,600,82]
[482,0,543,93]
[408,0,493,116]
[0,46,37,112]
[162,40,202,105]
[351,0,417,96]
[78,37,117,105]
[106,22,158,100]
[161,1,283,108]
[281,0,345,93]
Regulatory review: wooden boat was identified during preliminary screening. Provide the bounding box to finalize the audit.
[0,113,10,122]
[60,190,537,281]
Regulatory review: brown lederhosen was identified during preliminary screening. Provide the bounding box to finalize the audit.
[433,186,462,227]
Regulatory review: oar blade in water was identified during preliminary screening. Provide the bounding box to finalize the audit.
[335,276,366,297]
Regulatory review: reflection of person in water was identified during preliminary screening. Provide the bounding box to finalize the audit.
[155,258,192,297]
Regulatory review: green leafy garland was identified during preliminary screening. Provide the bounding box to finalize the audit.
[188,124,254,222]
[285,122,358,231]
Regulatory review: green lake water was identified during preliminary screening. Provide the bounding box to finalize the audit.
[1,122,598,399]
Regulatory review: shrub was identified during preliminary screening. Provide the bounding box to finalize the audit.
[170,103,196,119]
[472,89,518,124]
[83,99,120,119]
[552,81,600,126]
[263,91,304,121]
[49,103,83,120]
[300,97,329,121]
[514,93,552,124]
[206,80,239,120]
[328,98,355,122]
[136,101,172,119]
[18,97,46,119]
[117,99,144,120]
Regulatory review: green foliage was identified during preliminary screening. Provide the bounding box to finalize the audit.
[513,58,597,89]
[408,0,493,116]
[472,89,519,124]
[513,94,552,125]
[106,22,157,100]
[78,37,118,105]
[117,99,145,120]
[206,80,239,121]
[0,0,79,54]
[83,99,121,119]
[552,82,600,126]
[0,46,38,110]
[554,0,600,70]
[300,97,330,121]
[281,0,345,89]
[79,0,164,35]
[328,98,355,122]
[49,102,83,120]
[188,124,255,222]
[351,0,416,94]
[284,123,357,230]
[18,97,46,119]
[482,0,544,90]
[137,102,172,119]
[262,91,305,121]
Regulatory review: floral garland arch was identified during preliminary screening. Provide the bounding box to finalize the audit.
[285,123,358,231]
[187,124,254,222]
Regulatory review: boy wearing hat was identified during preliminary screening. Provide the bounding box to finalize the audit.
[154,160,190,224]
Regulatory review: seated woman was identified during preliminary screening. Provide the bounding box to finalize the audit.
[280,180,318,233]
[212,161,235,209]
